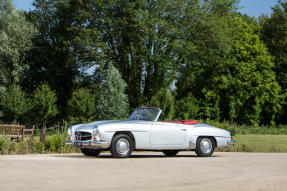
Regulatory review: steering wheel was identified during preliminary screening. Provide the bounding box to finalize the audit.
[133,115,141,120]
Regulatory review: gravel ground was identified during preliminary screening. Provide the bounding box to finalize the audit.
[0,152,287,191]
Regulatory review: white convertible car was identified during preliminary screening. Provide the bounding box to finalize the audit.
[65,107,234,158]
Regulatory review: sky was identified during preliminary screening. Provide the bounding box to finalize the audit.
[12,0,279,18]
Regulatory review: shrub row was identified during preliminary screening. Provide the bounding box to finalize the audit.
[0,134,79,155]
[202,120,287,136]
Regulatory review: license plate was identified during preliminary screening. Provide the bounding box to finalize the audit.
[74,142,82,147]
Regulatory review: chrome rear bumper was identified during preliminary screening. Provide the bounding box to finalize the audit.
[65,140,109,149]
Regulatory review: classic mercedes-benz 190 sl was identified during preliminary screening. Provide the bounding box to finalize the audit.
[65,107,235,158]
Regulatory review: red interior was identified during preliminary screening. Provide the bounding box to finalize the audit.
[161,120,198,125]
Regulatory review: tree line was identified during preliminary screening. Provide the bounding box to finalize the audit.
[0,0,287,130]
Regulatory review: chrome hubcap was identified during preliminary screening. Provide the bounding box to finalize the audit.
[200,138,212,154]
[116,138,130,155]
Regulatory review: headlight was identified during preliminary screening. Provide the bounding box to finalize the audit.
[92,127,98,137]
[68,126,72,136]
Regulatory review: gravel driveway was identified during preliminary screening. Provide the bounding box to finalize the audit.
[0,152,286,191]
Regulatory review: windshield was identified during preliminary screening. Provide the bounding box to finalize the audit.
[128,108,161,121]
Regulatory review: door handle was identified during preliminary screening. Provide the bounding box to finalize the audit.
[180,129,186,131]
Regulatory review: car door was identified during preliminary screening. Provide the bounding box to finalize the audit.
[149,122,186,146]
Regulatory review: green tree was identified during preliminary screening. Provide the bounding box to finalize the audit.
[175,93,199,120]
[96,63,129,120]
[176,12,281,125]
[1,84,30,123]
[32,83,58,142]
[0,0,37,95]
[24,0,104,117]
[176,1,236,120]
[260,1,287,124]
[25,0,210,111]
[149,89,175,121]
[68,88,96,124]
[226,16,281,125]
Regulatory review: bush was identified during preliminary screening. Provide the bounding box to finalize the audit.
[45,134,65,153]
[203,119,287,135]
[9,142,20,154]
[31,141,45,154]
[0,136,11,154]
[18,142,29,154]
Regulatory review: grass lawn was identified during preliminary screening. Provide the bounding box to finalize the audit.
[217,135,287,153]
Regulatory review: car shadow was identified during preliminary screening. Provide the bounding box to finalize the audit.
[53,152,219,159]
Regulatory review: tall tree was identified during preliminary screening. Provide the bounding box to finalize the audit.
[260,1,287,124]
[176,0,236,120]
[96,63,129,120]
[1,84,30,123]
[68,88,96,124]
[96,0,186,107]
[176,9,281,125]
[24,0,104,116]
[0,0,37,95]
[25,0,205,111]
[32,83,58,142]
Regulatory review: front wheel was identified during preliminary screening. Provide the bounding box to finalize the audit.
[162,150,179,157]
[81,148,101,157]
[110,134,134,158]
[195,137,215,157]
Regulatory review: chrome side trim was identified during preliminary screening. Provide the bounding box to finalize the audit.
[105,130,149,133]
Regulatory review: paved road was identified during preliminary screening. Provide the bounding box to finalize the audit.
[0,152,287,191]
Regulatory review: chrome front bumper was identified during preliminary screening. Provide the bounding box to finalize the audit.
[228,139,235,145]
[65,140,109,149]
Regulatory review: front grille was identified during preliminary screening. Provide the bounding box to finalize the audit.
[75,131,92,141]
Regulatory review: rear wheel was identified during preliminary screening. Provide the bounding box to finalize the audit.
[162,150,179,157]
[81,148,101,157]
[195,137,215,157]
[110,134,134,158]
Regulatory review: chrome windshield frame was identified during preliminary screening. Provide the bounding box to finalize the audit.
[128,107,162,122]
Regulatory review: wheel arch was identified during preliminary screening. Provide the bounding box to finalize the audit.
[112,131,136,148]
[196,136,217,147]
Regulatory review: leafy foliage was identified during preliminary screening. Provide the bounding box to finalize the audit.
[175,93,199,120]
[1,84,30,123]
[0,0,37,95]
[68,88,96,124]
[23,0,105,116]
[149,89,175,121]
[0,0,286,128]
[96,63,129,120]
[32,83,58,125]
[0,136,10,154]
[45,134,65,152]
[176,14,281,125]
[260,1,287,123]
